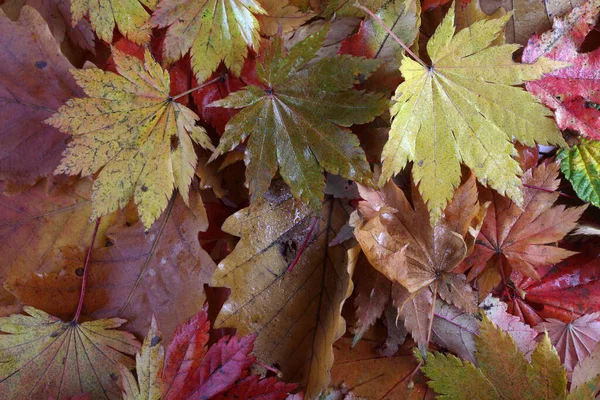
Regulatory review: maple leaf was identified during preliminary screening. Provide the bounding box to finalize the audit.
[257,0,314,36]
[0,306,140,399]
[119,307,298,399]
[523,0,600,139]
[0,178,115,305]
[381,5,566,222]
[559,139,600,208]
[423,0,470,12]
[537,312,600,376]
[46,48,213,228]
[149,0,265,83]
[421,315,571,400]
[6,190,216,341]
[0,6,81,192]
[211,181,354,398]
[456,162,586,297]
[209,26,387,211]
[70,0,156,45]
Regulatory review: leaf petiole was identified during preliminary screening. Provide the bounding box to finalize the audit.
[73,217,101,323]
[171,74,225,101]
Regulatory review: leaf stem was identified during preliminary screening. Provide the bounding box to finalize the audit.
[73,217,101,323]
[354,3,428,68]
[171,75,224,101]
[287,216,319,273]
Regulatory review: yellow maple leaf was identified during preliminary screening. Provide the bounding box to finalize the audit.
[71,0,157,45]
[150,0,266,83]
[46,49,213,229]
[381,5,568,222]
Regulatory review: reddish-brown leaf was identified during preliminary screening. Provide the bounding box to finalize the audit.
[0,6,81,191]
[214,376,298,400]
[6,191,216,341]
[523,0,600,139]
[456,162,585,297]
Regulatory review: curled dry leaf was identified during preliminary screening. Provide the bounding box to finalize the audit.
[0,306,140,399]
[523,0,600,140]
[381,5,566,221]
[150,0,265,82]
[211,181,354,398]
[456,162,586,298]
[210,26,386,211]
[0,6,80,192]
[0,179,114,304]
[6,190,215,342]
[46,48,214,228]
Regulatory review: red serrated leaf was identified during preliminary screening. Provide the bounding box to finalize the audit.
[215,375,298,400]
[163,306,211,400]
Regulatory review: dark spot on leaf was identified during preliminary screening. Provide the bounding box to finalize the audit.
[35,60,47,69]
[418,160,424,167]
[356,73,366,84]
[151,335,161,347]
[178,18,185,23]
[75,268,84,277]
[50,330,60,337]
[106,239,114,247]
[171,135,179,151]
[110,372,118,382]
[141,185,148,192]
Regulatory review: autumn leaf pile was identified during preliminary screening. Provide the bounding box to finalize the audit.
[2,0,600,398]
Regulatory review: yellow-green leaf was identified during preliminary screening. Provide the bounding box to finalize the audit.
[46,48,213,228]
[559,139,600,208]
[382,5,567,222]
[71,0,157,44]
[0,306,140,399]
[209,26,387,211]
[421,315,568,400]
[119,317,164,400]
[150,0,266,82]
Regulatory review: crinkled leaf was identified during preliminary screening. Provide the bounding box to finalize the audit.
[211,181,354,397]
[210,26,387,211]
[456,162,585,297]
[523,0,600,139]
[0,6,80,191]
[559,139,600,208]
[382,5,566,221]
[431,299,478,364]
[70,0,156,44]
[46,48,213,228]
[421,315,568,400]
[0,306,140,399]
[150,0,265,82]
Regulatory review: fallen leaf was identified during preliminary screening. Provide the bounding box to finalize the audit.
[0,306,140,399]
[0,6,80,191]
[70,0,156,44]
[46,48,214,228]
[523,0,600,140]
[423,0,470,12]
[421,315,568,399]
[559,139,600,208]
[211,181,354,397]
[430,299,478,364]
[456,162,585,297]
[257,0,313,36]
[381,5,565,221]
[537,312,600,376]
[0,178,113,304]
[150,0,265,83]
[27,0,95,53]
[210,26,386,211]
[506,252,600,327]
[573,343,600,390]
[6,190,216,342]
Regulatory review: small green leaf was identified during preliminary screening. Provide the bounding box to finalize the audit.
[558,139,600,208]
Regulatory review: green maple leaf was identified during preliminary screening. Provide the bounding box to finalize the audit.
[150,0,265,83]
[420,315,599,399]
[558,139,600,208]
[382,5,567,222]
[209,26,388,211]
